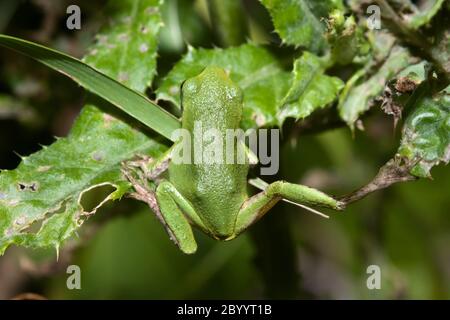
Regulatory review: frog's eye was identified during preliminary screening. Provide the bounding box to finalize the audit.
[225,86,242,102]
[226,87,238,100]
[181,79,198,96]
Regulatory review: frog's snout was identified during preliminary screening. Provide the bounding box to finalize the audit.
[200,66,230,79]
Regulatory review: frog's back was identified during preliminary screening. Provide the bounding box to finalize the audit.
[169,67,248,239]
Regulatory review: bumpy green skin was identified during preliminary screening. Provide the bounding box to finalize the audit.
[143,67,343,254]
[169,67,248,239]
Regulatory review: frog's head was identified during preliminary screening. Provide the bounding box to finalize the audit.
[180,66,243,128]
[181,66,242,107]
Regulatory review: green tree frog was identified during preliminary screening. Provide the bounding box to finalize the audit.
[123,66,344,254]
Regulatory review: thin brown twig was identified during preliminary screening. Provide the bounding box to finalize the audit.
[339,157,417,205]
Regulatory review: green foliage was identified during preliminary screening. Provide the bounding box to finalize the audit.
[0,94,38,126]
[0,0,168,254]
[338,45,415,128]
[398,86,450,178]
[0,105,167,254]
[0,0,448,299]
[277,52,343,124]
[327,11,370,65]
[156,44,291,129]
[0,35,180,140]
[57,209,258,299]
[260,0,343,53]
[83,0,163,93]
[157,45,343,128]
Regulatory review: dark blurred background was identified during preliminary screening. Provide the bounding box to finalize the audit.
[0,0,449,299]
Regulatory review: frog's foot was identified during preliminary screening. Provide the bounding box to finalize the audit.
[127,154,153,169]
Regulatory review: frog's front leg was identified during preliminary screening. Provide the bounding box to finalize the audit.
[121,148,173,221]
[234,181,345,236]
[126,149,171,181]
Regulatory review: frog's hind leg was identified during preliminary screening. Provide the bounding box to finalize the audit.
[126,149,171,181]
[234,181,344,236]
[122,162,195,254]
[155,180,210,254]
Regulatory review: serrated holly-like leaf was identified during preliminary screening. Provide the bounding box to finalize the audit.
[0,105,167,254]
[259,0,344,53]
[84,0,163,93]
[397,87,450,178]
[277,52,344,125]
[156,44,291,129]
[338,45,415,128]
[0,0,167,254]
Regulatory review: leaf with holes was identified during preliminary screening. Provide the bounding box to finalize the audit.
[0,105,167,254]
[156,44,292,129]
[338,45,416,128]
[0,0,168,255]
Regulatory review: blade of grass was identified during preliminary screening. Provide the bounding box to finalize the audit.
[0,34,180,141]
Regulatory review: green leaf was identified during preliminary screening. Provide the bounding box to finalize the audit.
[83,0,164,93]
[0,34,180,141]
[338,45,415,128]
[0,0,169,254]
[398,87,450,178]
[156,43,291,129]
[396,61,428,84]
[259,0,343,53]
[327,11,371,65]
[277,52,344,124]
[0,105,167,254]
